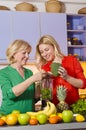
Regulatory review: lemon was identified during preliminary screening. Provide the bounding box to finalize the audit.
[57,113,62,119]
[6,114,18,125]
[31,116,36,119]
[75,114,85,122]
[50,114,57,118]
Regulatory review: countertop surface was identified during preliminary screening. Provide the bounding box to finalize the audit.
[0,122,86,130]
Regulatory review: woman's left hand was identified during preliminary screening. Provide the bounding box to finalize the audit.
[58,66,68,80]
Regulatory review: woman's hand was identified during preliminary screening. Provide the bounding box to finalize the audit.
[58,66,69,80]
[33,70,47,82]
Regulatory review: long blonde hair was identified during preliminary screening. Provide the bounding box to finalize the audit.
[35,35,64,69]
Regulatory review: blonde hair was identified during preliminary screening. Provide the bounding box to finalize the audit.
[35,35,64,69]
[6,39,31,64]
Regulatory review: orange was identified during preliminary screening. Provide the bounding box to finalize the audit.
[6,114,18,126]
[56,115,62,122]
[29,118,38,125]
[0,118,6,126]
[1,116,7,122]
[48,116,58,124]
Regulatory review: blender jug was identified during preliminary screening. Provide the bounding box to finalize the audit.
[40,74,53,108]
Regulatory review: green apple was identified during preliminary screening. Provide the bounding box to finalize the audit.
[62,110,73,123]
[12,110,20,117]
[0,112,5,118]
[18,113,30,125]
[36,113,48,124]
[12,110,20,114]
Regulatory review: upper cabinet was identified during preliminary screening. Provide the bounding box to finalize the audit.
[67,14,86,61]
[0,11,67,63]
[40,13,67,55]
[12,12,40,60]
[1,11,86,63]
[0,11,12,62]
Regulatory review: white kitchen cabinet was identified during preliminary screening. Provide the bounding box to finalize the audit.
[12,12,67,59]
[0,11,12,62]
[0,11,40,62]
[0,11,67,63]
[12,12,40,60]
[40,13,67,55]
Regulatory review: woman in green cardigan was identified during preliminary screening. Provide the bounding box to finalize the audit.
[0,39,45,114]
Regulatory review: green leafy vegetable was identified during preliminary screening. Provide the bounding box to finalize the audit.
[70,99,86,115]
[41,88,52,100]
[50,62,61,76]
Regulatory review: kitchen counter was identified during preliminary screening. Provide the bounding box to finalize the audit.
[1,122,86,130]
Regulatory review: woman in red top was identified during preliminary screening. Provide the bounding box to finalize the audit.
[35,35,86,105]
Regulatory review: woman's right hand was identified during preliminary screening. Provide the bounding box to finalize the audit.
[33,70,47,82]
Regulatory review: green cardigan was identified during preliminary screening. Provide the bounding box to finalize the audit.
[0,65,35,114]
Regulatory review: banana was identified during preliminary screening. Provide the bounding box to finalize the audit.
[27,101,57,117]
[46,101,57,117]
[27,101,50,117]
[27,111,42,117]
[42,101,50,114]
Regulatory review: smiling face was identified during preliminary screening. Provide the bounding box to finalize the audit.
[39,43,55,62]
[13,49,29,66]
[6,39,31,65]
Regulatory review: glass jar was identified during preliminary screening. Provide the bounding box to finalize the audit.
[40,74,53,108]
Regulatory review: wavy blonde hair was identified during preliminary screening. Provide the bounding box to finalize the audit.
[6,39,31,64]
[35,35,64,69]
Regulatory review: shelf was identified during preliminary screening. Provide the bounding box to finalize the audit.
[0,0,86,4]
[67,30,86,33]
[68,45,86,48]
[1,0,86,4]
[67,13,86,17]
[67,14,86,61]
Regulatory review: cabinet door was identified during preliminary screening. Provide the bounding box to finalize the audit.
[40,13,67,55]
[0,11,12,62]
[12,12,40,61]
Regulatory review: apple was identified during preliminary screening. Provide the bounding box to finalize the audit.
[12,110,20,114]
[18,113,30,125]
[0,112,5,118]
[36,113,48,124]
[62,110,73,123]
[12,110,20,117]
